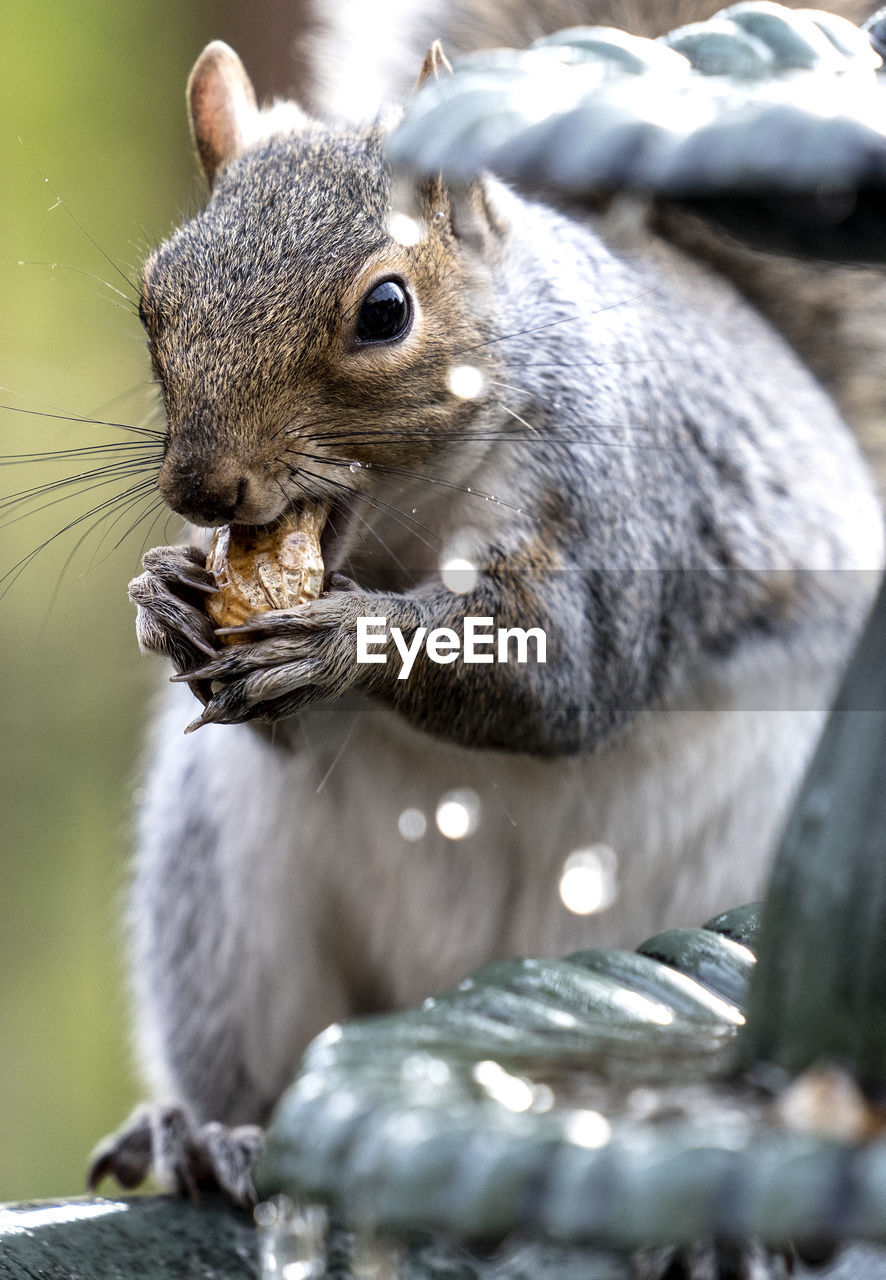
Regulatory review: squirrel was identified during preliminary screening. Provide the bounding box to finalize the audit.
[88,0,884,1212]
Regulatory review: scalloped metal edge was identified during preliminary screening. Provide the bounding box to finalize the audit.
[256,899,886,1248]
[387,2,886,200]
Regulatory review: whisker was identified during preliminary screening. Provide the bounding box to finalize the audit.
[0,441,161,467]
[14,259,138,312]
[19,137,141,299]
[137,503,180,562]
[290,456,444,545]
[0,477,158,599]
[0,401,164,439]
[495,401,540,436]
[86,381,162,421]
[0,383,159,440]
[310,452,528,516]
[44,486,161,618]
[488,380,533,397]
[291,462,441,553]
[342,499,409,570]
[0,447,161,494]
[91,485,164,561]
[300,416,667,446]
[285,472,410,570]
[452,286,660,358]
[517,355,712,369]
[108,492,167,555]
[275,476,300,523]
[0,458,161,530]
[299,422,723,455]
[315,715,360,794]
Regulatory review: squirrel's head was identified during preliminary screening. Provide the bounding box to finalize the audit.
[142,40,507,544]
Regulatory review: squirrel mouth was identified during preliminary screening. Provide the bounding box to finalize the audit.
[230,493,353,573]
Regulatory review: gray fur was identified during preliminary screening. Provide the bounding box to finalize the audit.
[93,18,883,1218]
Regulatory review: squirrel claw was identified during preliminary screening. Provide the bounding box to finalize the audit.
[88,1102,263,1208]
[184,687,245,731]
[174,575,218,596]
[323,572,358,594]
[214,623,260,637]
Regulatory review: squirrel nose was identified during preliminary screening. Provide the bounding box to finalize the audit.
[158,457,249,526]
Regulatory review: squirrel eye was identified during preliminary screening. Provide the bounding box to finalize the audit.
[356,279,411,344]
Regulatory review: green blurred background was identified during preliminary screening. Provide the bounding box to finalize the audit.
[0,0,306,1201]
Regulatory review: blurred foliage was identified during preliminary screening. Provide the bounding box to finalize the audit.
[0,0,301,1202]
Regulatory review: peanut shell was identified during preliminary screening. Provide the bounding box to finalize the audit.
[206,501,327,641]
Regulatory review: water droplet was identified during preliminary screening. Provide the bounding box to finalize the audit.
[562,1109,612,1149]
[532,1083,556,1113]
[400,1052,451,1089]
[398,808,427,841]
[440,557,477,595]
[558,844,619,915]
[435,788,480,840]
[446,364,487,400]
[349,461,361,473]
[386,211,424,246]
[473,1060,535,1112]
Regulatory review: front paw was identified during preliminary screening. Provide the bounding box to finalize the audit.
[632,1241,787,1279]
[176,590,369,730]
[87,1101,263,1208]
[129,545,218,685]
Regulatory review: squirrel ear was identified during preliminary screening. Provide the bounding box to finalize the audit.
[414,40,453,92]
[188,42,309,187]
[188,42,260,185]
[450,180,507,254]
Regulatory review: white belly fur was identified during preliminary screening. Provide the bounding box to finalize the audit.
[133,635,835,1114]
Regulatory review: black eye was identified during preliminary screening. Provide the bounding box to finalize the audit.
[356,279,411,344]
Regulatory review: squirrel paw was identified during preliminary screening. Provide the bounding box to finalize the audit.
[632,1241,789,1280]
[129,545,219,691]
[173,589,368,729]
[87,1102,264,1208]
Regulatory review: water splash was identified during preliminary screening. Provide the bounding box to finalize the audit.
[256,1196,328,1280]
